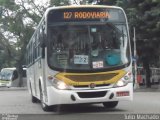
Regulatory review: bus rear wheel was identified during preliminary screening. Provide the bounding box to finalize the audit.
[103,101,118,108]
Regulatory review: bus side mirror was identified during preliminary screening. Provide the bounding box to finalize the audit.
[40,32,46,59]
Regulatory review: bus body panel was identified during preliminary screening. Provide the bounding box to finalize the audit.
[27,58,44,99]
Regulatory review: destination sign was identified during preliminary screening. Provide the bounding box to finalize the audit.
[63,11,110,19]
[48,8,125,23]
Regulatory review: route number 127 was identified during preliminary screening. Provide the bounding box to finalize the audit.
[64,12,72,19]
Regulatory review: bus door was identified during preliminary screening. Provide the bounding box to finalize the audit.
[32,42,38,96]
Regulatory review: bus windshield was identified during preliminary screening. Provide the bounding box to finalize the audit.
[48,22,130,72]
[0,70,13,81]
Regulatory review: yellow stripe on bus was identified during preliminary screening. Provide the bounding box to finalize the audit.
[0,80,10,83]
[55,70,126,86]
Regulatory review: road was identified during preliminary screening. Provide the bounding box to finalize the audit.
[0,88,160,120]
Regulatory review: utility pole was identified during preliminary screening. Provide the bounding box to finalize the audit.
[133,27,139,89]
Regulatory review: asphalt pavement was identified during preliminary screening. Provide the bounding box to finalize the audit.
[0,86,160,120]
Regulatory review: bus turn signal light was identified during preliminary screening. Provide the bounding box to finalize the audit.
[116,91,129,97]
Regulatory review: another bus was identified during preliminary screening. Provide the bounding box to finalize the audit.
[26,5,133,111]
[0,67,27,87]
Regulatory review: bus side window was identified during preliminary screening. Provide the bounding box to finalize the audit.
[12,70,18,81]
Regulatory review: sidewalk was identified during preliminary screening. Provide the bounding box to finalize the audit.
[0,87,27,91]
[134,84,160,92]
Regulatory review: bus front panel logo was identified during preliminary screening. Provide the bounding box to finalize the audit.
[89,83,96,88]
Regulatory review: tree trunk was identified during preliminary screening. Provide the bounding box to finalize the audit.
[17,65,23,87]
[142,56,151,88]
[16,59,24,87]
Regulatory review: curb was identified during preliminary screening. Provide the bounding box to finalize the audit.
[134,84,160,92]
[134,88,160,92]
[0,87,27,91]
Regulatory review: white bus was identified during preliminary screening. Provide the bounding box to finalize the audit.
[26,5,133,111]
[0,67,27,87]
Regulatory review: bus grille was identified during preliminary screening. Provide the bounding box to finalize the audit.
[77,91,107,98]
[65,73,118,82]
[73,84,110,88]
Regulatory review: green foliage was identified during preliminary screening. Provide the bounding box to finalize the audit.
[0,0,159,83]
[50,0,71,6]
[0,0,16,9]
[0,0,38,70]
[0,0,70,71]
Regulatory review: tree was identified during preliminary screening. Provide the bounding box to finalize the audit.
[88,0,160,87]
[50,0,71,6]
[0,0,72,86]
[0,0,45,86]
[127,0,160,87]
[0,0,159,88]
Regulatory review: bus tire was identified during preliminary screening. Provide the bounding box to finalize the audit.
[30,83,38,103]
[32,95,38,103]
[40,85,52,112]
[103,101,118,108]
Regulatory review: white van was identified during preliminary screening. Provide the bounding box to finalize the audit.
[0,67,27,87]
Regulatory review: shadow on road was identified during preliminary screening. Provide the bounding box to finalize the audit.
[50,104,127,115]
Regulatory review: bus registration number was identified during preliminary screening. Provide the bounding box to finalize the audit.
[92,61,104,68]
[74,55,88,64]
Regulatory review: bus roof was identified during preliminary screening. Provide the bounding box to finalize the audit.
[1,67,16,72]
[48,5,122,9]
[45,5,123,14]
[1,67,16,70]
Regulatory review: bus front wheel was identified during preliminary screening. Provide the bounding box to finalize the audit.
[32,95,38,103]
[30,83,38,103]
[103,101,118,108]
[40,86,52,111]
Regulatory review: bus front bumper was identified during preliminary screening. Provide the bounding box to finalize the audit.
[46,83,133,106]
[0,82,11,87]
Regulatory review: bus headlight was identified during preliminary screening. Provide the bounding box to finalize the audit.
[48,75,70,90]
[52,79,71,90]
[114,72,132,87]
[114,79,128,87]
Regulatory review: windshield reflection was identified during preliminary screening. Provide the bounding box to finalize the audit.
[0,71,12,81]
[48,23,130,71]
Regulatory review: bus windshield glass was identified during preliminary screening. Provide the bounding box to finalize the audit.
[0,70,13,81]
[47,8,130,72]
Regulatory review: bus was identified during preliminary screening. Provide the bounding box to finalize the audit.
[26,5,133,111]
[0,67,27,87]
